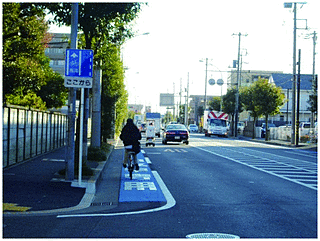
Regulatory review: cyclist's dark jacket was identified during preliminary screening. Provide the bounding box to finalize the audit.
[120,119,142,154]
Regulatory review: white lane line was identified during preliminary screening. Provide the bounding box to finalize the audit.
[193,145,317,191]
[56,171,176,218]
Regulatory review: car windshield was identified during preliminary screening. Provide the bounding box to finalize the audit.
[166,124,187,130]
[209,119,226,127]
[190,125,197,128]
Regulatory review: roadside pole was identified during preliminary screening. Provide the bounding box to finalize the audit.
[91,63,102,148]
[66,3,78,181]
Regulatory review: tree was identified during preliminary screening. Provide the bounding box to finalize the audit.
[42,3,142,50]
[222,87,243,135]
[241,86,263,139]
[42,3,143,140]
[163,111,174,124]
[246,78,286,141]
[208,96,221,111]
[307,74,317,114]
[2,3,68,110]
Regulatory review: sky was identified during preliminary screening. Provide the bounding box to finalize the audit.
[49,0,320,115]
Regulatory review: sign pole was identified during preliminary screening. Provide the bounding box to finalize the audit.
[79,88,84,185]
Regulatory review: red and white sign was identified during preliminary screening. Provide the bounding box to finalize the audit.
[207,111,228,120]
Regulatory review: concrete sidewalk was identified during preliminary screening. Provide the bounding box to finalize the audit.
[3,142,115,215]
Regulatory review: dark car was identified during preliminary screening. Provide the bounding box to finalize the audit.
[162,124,189,145]
[261,123,276,138]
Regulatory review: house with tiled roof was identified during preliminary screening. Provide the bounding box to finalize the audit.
[269,73,314,124]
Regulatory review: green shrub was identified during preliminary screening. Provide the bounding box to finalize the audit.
[87,146,107,162]
[300,135,309,143]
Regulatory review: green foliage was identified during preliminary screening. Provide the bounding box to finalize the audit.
[208,96,222,111]
[2,3,68,110]
[87,147,107,162]
[241,78,286,140]
[42,3,143,49]
[163,111,174,124]
[307,75,317,113]
[222,87,243,116]
[87,142,112,162]
[37,3,143,140]
[300,135,309,143]
[5,93,47,110]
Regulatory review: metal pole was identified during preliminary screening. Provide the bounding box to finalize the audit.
[291,2,297,145]
[234,33,241,137]
[185,72,189,125]
[311,31,317,130]
[91,63,102,147]
[79,88,84,185]
[204,58,208,110]
[296,49,301,146]
[66,3,78,181]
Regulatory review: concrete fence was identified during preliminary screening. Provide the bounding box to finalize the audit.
[3,105,67,168]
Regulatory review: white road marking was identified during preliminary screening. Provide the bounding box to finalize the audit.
[193,145,317,191]
[56,171,176,218]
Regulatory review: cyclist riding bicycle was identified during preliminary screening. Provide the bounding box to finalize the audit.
[120,118,141,170]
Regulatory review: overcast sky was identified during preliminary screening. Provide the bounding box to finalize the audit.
[49,0,320,114]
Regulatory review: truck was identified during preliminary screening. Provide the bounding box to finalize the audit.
[146,112,161,137]
[203,110,229,137]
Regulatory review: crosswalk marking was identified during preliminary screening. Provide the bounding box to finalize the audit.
[164,149,188,153]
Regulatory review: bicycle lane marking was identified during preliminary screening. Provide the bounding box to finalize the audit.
[119,151,166,202]
[57,150,176,218]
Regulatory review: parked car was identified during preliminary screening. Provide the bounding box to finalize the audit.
[188,124,198,133]
[237,122,245,133]
[162,124,189,145]
[261,123,276,138]
[299,122,311,136]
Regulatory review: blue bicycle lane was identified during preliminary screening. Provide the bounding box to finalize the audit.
[119,151,166,202]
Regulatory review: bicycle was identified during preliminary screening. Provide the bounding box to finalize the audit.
[124,145,136,180]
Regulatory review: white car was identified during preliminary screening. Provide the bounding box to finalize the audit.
[188,124,198,133]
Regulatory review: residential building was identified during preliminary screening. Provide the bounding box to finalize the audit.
[45,33,70,76]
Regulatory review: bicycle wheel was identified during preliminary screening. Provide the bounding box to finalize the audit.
[128,154,133,180]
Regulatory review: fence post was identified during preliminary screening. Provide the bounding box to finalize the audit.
[16,108,19,163]
[6,107,11,167]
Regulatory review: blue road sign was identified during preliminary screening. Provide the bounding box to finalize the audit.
[65,49,93,78]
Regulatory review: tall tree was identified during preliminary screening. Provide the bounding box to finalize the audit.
[208,96,222,111]
[249,78,286,140]
[241,86,263,139]
[222,87,243,135]
[2,3,68,109]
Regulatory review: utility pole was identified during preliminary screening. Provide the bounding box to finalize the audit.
[185,72,189,125]
[232,32,247,137]
[91,61,102,147]
[310,31,317,132]
[204,58,208,110]
[291,2,297,145]
[296,49,301,146]
[66,3,78,181]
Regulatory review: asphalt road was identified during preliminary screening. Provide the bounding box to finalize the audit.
[3,133,317,238]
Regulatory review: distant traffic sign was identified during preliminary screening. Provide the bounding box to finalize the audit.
[65,49,93,78]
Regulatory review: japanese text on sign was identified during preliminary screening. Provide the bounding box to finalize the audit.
[64,77,93,88]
